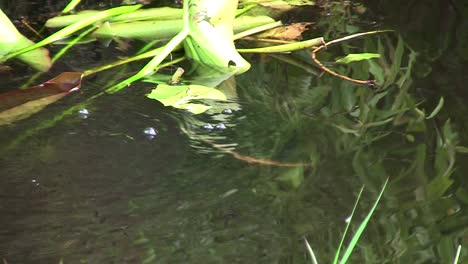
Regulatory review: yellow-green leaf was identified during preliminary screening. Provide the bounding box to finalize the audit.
[146,84,226,114]
[336,53,380,64]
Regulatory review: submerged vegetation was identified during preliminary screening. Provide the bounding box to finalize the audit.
[0,0,467,263]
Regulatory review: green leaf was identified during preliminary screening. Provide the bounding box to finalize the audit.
[426,175,454,199]
[333,186,364,264]
[384,35,404,88]
[455,146,468,153]
[2,5,142,61]
[336,53,381,64]
[92,20,183,41]
[304,238,319,264]
[184,1,251,74]
[426,97,444,119]
[339,178,388,264]
[46,7,183,28]
[368,60,385,85]
[180,103,212,114]
[146,84,226,114]
[0,9,51,71]
[61,0,82,13]
[275,166,304,190]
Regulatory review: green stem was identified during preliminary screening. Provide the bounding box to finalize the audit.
[62,0,82,13]
[237,37,323,53]
[3,5,142,60]
[233,21,282,40]
[105,2,190,93]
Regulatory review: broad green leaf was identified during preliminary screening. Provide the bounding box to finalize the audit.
[180,103,211,114]
[147,85,187,106]
[336,53,380,64]
[184,0,251,74]
[0,9,51,71]
[146,84,226,114]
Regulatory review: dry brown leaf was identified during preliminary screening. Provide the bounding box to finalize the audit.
[256,22,313,41]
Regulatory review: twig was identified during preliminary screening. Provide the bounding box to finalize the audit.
[203,139,308,167]
[21,19,43,39]
[311,30,393,86]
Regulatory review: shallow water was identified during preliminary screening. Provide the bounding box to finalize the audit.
[1,1,468,263]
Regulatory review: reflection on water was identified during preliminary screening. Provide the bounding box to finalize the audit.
[1,0,468,263]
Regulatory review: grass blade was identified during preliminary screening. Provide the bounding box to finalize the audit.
[62,0,82,13]
[304,237,319,264]
[333,186,365,264]
[426,97,444,119]
[453,244,461,264]
[339,178,389,264]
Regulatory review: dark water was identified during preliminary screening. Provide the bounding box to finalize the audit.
[1,1,468,263]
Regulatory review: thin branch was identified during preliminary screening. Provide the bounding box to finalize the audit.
[311,30,393,86]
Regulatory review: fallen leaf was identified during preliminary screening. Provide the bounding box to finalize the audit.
[0,72,83,125]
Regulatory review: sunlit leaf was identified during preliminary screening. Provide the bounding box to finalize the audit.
[336,53,380,64]
[184,1,251,74]
[92,20,182,41]
[259,0,315,10]
[2,5,142,60]
[46,7,183,28]
[181,103,212,114]
[0,72,83,125]
[146,84,226,114]
[61,0,82,13]
[0,9,51,71]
